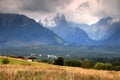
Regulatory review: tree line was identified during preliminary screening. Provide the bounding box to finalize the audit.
[1,56,120,71]
[47,57,120,71]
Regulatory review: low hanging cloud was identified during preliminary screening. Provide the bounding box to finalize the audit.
[0,0,120,25]
[66,0,120,24]
[0,0,72,13]
[18,0,72,12]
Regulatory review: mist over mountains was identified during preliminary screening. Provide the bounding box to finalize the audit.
[0,13,120,47]
[40,14,120,46]
[72,16,120,46]
[77,17,120,41]
[48,14,93,45]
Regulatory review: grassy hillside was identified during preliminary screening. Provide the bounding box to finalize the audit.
[0,57,120,80]
[0,56,49,66]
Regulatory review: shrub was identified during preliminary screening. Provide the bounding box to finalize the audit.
[103,63,112,70]
[54,57,64,66]
[94,62,104,70]
[112,62,120,66]
[65,59,82,67]
[94,62,112,70]
[48,60,54,64]
[2,58,10,64]
[81,60,92,68]
[112,62,120,71]
[112,66,120,71]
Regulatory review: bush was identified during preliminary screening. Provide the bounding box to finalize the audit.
[81,60,92,68]
[54,57,64,66]
[112,62,120,71]
[112,66,120,71]
[103,63,112,70]
[65,59,82,67]
[2,58,10,64]
[48,60,54,64]
[112,62,120,66]
[94,62,112,70]
[94,62,104,70]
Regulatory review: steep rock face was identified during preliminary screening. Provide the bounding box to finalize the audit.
[50,14,92,45]
[39,14,120,46]
[64,27,91,44]
[63,16,120,46]
[100,22,120,46]
[91,17,116,41]
[91,17,120,46]
[71,17,119,41]
[0,13,64,47]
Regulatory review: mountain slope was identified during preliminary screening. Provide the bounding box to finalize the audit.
[0,13,64,47]
[70,17,120,46]
[100,22,120,46]
[50,14,92,45]
[89,17,120,45]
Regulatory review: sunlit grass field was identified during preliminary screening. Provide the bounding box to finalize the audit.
[0,57,120,80]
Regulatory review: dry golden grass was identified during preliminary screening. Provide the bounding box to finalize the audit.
[0,63,120,80]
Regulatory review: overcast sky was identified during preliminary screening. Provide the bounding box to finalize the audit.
[0,0,120,25]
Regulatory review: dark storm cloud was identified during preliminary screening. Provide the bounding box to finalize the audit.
[0,0,72,13]
[20,0,71,12]
[0,0,120,24]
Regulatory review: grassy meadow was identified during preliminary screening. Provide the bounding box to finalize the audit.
[0,57,120,80]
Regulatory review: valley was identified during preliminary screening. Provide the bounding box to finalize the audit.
[0,0,120,80]
[0,45,120,58]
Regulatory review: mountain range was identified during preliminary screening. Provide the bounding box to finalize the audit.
[0,13,120,47]
[73,17,120,46]
[0,13,64,47]
[49,14,93,45]
[41,14,120,46]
